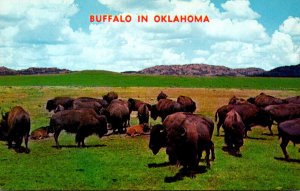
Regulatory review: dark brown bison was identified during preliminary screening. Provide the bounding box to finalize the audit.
[151,99,182,121]
[46,97,74,112]
[247,93,286,108]
[30,126,50,140]
[138,104,150,124]
[223,109,245,156]
[128,98,151,111]
[102,100,130,134]
[76,97,109,108]
[126,123,150,137]
[73,99,103,114]
[264,104,300,124]
[278,118,300,160]
[149,112,215,172]
[177,95,196,113]
[228,96,248,105]
[50,109,107,148]
[157,91,168,101]
[0,106,30,153]
[102,91,118,104]
[215,103,272,137]
[284,96,300,104]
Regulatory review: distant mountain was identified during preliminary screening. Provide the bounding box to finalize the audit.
[258,64,300,77]
[0,67,71,75]
[123,64,265,77]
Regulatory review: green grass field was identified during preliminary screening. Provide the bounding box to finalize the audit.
[0,74,299,190]
[0,71,299,90]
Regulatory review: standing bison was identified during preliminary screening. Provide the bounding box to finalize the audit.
[128,98,151,111]
[177,95,196,113]
[0,106,30,153]
[102,91,118,104]
[215,103,272,137]
[264,104,300,124]
[149,112,215,176]
[278,118,300,160]
[223,109,245,156]
[151,99,182,121]
[247,93,285,108]
[50,109,107,148]
[138,104,150,124]
[46,97,74,112]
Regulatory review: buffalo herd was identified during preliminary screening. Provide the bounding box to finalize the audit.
[0,90,300,178]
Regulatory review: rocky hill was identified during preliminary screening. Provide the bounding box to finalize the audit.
[258,64,300,77]
[0,66,71,75]
[125,64,265,76]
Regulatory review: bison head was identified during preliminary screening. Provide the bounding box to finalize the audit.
[96,115,108,137]
[149,124,167,155]
[46,99,55,112]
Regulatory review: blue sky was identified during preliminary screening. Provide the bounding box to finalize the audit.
[0,0,299,72]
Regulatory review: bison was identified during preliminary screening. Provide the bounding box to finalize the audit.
[223,109,245,156]
[50,109,107,148]
[215,103,272,137]
[76,97,109,108]
[228,96,248,105]
[126,123,150,137]
[278,118,300,160]
[138,104,150,124]
[102,100,130,134]
[177,95,196,113]
[102,91,118,104]
[0,106,30,153]
[30,126,50,140]
[151,99,182,121]
[73,99,103,114]
[264,103,300,124]
[128,98,151,111]
[149,112,215,173]
[284,96,300,104]
[157,91,168,101]
[46,97,74,112]
[247,93,286,108]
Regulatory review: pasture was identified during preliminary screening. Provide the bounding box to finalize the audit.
[0,74,300,190]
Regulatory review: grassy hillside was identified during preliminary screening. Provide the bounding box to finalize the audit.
[0,87,299,190]
[0,71,299,90]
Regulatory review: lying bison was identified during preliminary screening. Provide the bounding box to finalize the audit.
[151,99,182,121]
[50,109,107,148]
[264,104,300,124]
[46,97,74,112]
[30,126,51,140]
[278,118,300,160]
[138,104,150,124]
[223,109,245,156]
[149,112,215,174]
[247,93,286,108]
[215,103,272,137]
[177,95,196,113]
[0,106,30,153]
[157,91,168,101]
[126,123,150,137]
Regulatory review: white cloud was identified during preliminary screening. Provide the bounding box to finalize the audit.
[279,16,300,36]
[0,0,299,72]
[221,0,260,20]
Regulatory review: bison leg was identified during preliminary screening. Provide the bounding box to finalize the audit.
[24,134,29,153]
[280,137,290,160]
[7,136,13,149]
[216,122,222,136]
[54,129,62,149]
[210,142,215,161]
[268,125,273,136]
[205,148,211,168]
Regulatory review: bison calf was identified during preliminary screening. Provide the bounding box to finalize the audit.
[0,106,30,153]
[50,109,107,148]
[278,118,300,160]
[30,126,51,140]
[126,123,150,137]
